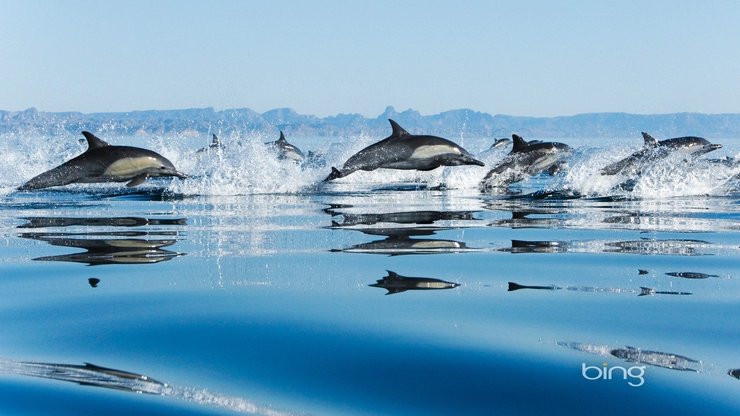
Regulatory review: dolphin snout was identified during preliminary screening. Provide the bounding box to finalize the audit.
[468,157,485,167]
[707,143,722,151]
[697,143,722,156]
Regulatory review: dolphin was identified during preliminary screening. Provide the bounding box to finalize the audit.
[369,270,460,295]
[601,132,722,175]
[196,134,224,153]
[18,131,187,190]
[490,137,512,149]
[265,131,305,162]
[325,119,484,181]
[481,134,572,187]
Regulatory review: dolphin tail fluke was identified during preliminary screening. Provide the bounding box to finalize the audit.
[324,167,343,182]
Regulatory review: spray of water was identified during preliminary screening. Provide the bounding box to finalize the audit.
[1,133,737,198]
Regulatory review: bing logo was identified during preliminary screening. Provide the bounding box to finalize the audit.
[582,362,646,387]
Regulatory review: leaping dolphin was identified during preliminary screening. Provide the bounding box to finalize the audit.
[18,131,187,190]
[196,134,224,153]
[265,131,305,162]
[325,119,484,181]
[601,132,722,175]
[480,134,572,188]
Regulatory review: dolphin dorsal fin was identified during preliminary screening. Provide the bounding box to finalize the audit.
[641,132,658,147]
[81,131,110,150]
[212,134,220,146]
[278,131,287,142]
[386,270,400,278]
[388,119,410,139]
[511,134,528,153]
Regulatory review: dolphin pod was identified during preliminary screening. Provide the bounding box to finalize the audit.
[18,131,187,191]
[480,134,572,188]
[18,128,726,191]
[325,119,484,181]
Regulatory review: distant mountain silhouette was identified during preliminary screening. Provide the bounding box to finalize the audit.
[2,106,740,138]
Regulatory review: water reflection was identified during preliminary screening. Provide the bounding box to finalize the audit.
[482,195,739,233]
[502,240,567,254]
[561,342,703,372]
[332,228,474,256]
[665,271,719,279]
[0,358,290,415]
[326,206,480,256]
[508,282,691,297]
[17,216,186,266]
[326,206,477,227]
[489,210,567,229]
[604,239,711,256]
[500,238,715,256]
[18,216,187,228]
[0,359,166,394]
[369,270,460,295]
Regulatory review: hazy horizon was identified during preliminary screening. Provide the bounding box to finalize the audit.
[2,1,740,117]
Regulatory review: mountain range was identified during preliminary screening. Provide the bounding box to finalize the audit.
[3,106,740,139]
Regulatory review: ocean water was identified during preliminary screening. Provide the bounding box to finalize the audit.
[0,131,738,415]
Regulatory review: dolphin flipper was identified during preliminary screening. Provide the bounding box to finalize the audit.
[126,174,149,187]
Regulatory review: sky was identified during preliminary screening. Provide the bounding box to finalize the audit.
[1,0,740,117]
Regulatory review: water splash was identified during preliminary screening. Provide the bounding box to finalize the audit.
[2,133,738,198]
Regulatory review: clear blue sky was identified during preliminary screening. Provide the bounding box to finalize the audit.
[2,0,739,117]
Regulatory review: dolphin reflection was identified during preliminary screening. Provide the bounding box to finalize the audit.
[0,358,291,415]
[18,216,186,265]
[18,216,187,228]
[0,360,166,394]
[370,270,460,295]
[332,228,474,256]
[326,207,477,227]
[508,281,691,297]
[560,342,703,372]
[20,232,184,265]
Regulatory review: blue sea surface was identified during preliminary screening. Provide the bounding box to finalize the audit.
[0,133,738,415]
